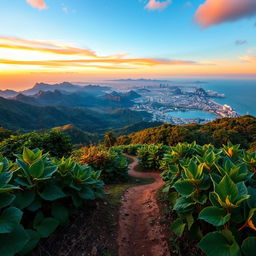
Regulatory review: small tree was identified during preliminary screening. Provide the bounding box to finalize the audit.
[104,131,116,147]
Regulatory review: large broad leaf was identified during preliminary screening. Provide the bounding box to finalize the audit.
[215,175,238,203]
[173,196,195,212]
[35,217,59,238]
[27,198,42,212]
[13,190,35,209]
[241,237,256,256]
[0,225,29,256]
[173,179,195,196]
[199,206,231,227]
[198,230,241,256]
[0,224,29,256]
[79,187,95,200]
[23,147,35,164]
[19,229,40,255]
[39,183,66,201]
[0,207,23,233]
[51,203,69,225]
[171,218,186,237]
[28,159,44,178]
[247,187,256,208]
[0,172,13,185]
[0,193,15,208]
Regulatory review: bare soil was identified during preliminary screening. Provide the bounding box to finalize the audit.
[118,155,171,256]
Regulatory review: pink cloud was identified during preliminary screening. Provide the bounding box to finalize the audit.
[195,0,256,28]
[145,0,172,11]
[26,0,47,10]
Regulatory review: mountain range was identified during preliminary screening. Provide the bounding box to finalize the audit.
[0,82,150,134]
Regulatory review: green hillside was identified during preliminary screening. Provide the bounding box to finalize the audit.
[116,115,256,150]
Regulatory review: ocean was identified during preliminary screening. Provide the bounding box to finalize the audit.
[201,79,256,117]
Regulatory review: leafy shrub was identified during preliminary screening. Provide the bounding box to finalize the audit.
[159,142,256,256]
[0,147,104,256]
[136,144,170,170]
[111,144,143,155]
[0,130,72,160]
[73,146,129,183]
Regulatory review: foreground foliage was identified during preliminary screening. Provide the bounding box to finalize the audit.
[117,142,256,256]
[73,145,129,183]
[0,147,104,256]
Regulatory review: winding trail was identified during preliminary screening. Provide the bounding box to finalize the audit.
[117,155,170,256]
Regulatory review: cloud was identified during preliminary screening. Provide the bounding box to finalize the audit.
[26,0,47,10]
[0,36,198,71]
[184,1,193,8]
[145,0,171,11]
[240,55,256,63]
[0,36,97,57]
[235,40,247,45]
[195,0,256,28]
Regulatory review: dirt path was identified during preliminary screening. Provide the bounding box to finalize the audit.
[117,155,171,256]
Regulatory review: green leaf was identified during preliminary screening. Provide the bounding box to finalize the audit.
[241,237,256,256]
[0,224,29,256]
[171,218,186,237]
[0,207,23,233]
[247,187,256,208]
[29,160,44,178]
[13,190,35,209]
[185,213,194,230]
[51,203,69,225]
[0,172,13,185]
[0,193,15,208]
[39,183,66,201]
[79,187,95,200]
[199,206,231,227]
[16,159,29,176]
[198,230,241,256]
[215,175,238,203]
[173,179,195,196]
[23,147,35,164]
[35,217,59,238]
[27,198,42,212]
[173,196,195,212]
[19,229,40,255]
[33,211,44,228]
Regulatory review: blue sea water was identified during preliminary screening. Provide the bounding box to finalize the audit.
[167,110,217,119]
[201,79,256,117]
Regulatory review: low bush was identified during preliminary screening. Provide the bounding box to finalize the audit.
[161,142,256,255]
[0,130,72,160]
[73,145,129,183]
[0,147,104,256]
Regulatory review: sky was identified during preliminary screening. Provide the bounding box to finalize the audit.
[0,0,256,90]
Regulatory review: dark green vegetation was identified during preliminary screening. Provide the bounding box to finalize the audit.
[0,130,72,160]
[52,124,100,145]
[0,147,105,256]
[0,127,15,141]
[73,146,129,184]
[0,96,150,133]
[116,116,256,151]
[114,143,256,256]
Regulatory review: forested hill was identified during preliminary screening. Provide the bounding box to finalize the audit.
[116,115,256,150]
[0,96,150,133]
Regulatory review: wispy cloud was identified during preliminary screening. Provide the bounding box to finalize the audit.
[26,0,47,10]
[145,0,171,11]
[240,55,256,63]
[235,40,247,46]
[0,36,197,71]
[183,1,193,8]
[195,0,256,28]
